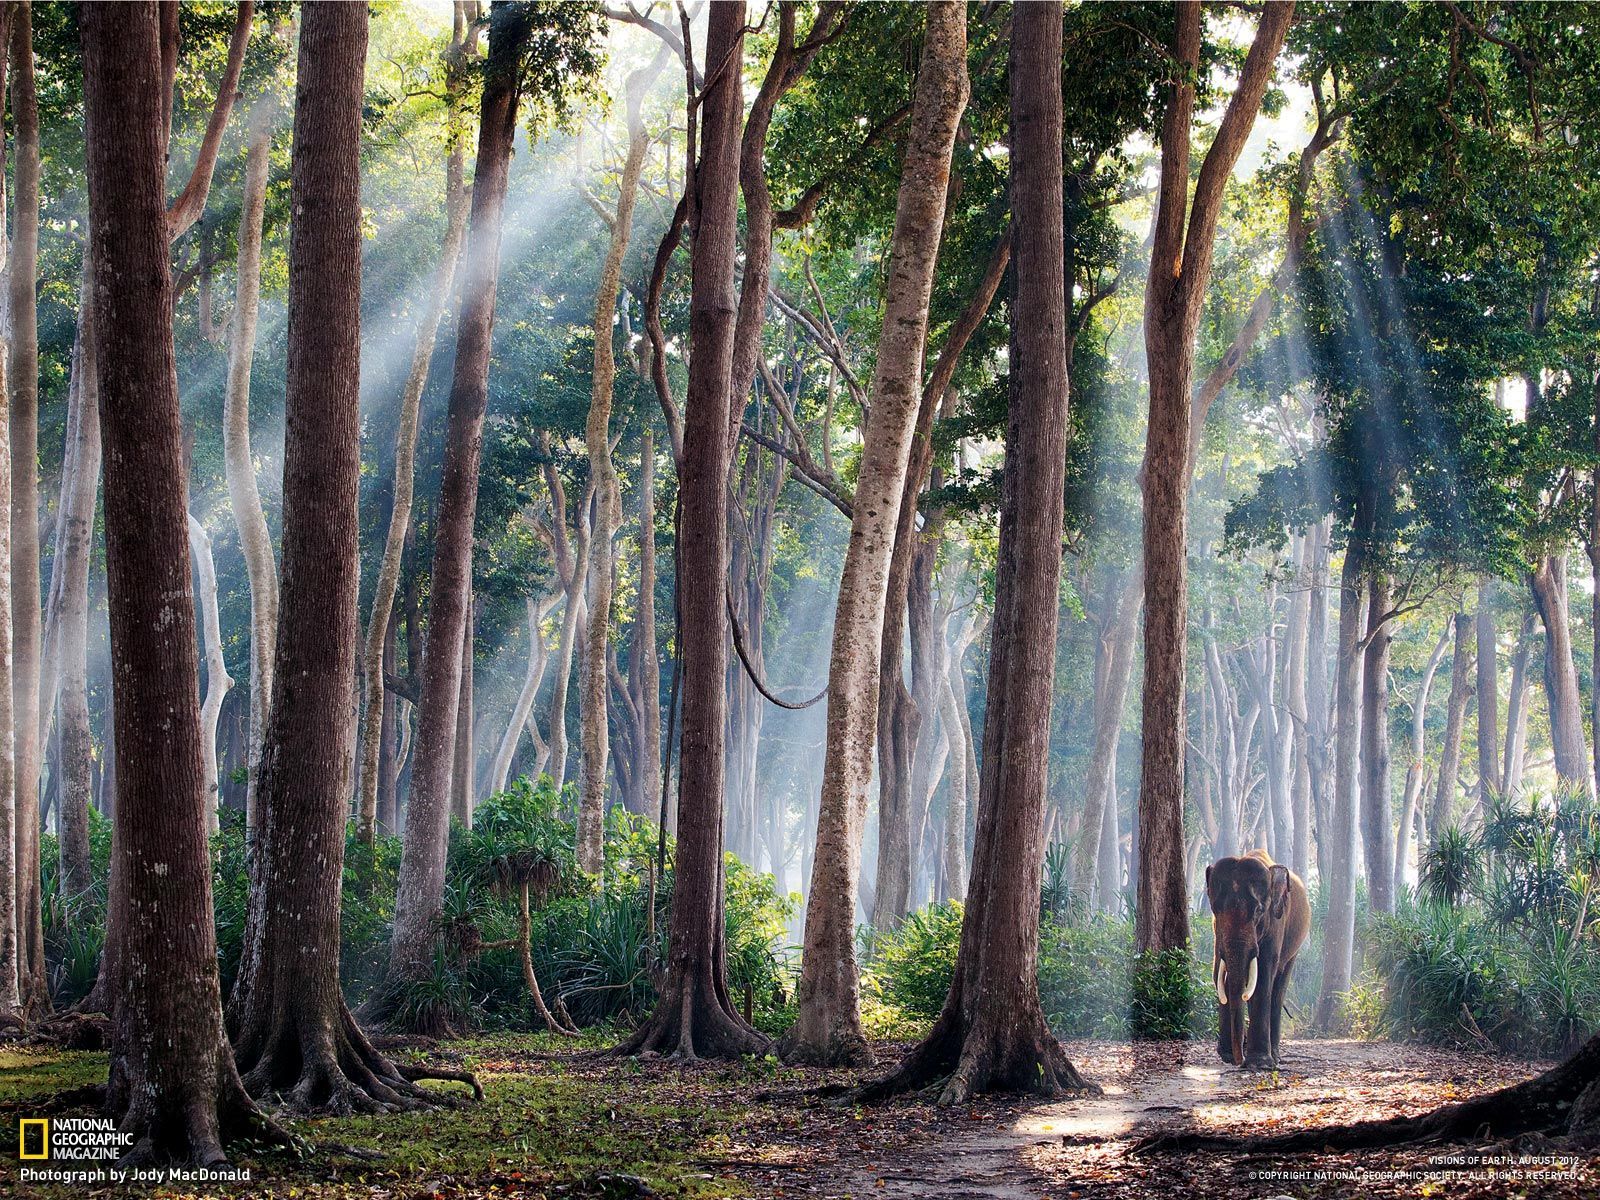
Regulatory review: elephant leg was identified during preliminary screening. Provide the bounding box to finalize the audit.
[1270,956,1296,1064]
[1243,949,1278,1069]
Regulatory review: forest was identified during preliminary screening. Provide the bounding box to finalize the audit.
[3,0,1600,1196]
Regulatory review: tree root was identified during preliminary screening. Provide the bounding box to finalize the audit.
[234,1002,482,1116]
[614,975,769,1061]
[775,1026,875,1069]
[859,1007,1098,1106]
[395,1063,485,1101]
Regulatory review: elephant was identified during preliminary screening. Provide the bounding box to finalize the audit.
[1206,849,1310,1070]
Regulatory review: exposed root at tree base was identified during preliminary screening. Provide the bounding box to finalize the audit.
[395,1062,485,1101]
[234,1004,481,1116]
[1134,1033,1600,1157]
[110,1067,296,1168]
[859,1010,1098,1106]
[775,1027,876,1069]
[614,977,770,1061]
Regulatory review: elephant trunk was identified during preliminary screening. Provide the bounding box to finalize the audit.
[1219,949,1258,1065]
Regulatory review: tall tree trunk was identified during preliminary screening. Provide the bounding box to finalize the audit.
[1431,612,1473,844]
[224,104,279,829]
[616,1,767,1061]
[188,514,234,831]
[487,594,558,797]
[781,0,968,1067]
[548,483,591,788]
[1477,579,1500,800]
[632,424,662,821]
[579,56,659,875]
[82,1,282,1158]
[386,5,523,992]
[0,0,18,1015]
[229,5,462,1110]
[1360,573,1395,915]
[937,610,977,902]
[1502,609,1532,796]
[865,5,1090,1103]
[9,1,45,1012]
[378,616,400,833]
[1396,624,1449,898]
[1305,516,1333,884]
[1530,556,1589,792]
[55,272,99,903]
[1136,0,1294,955]
[451,597,475,824]
[1286,531,1313,881]
[1315,545,1364,1031]
[357,12,473,844]
[1075,573,1136,895]
[1098,752,1122,912]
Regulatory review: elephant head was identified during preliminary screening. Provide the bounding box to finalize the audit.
[1206,853,1290,1066]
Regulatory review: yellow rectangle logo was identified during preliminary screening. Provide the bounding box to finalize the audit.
[18,1117,48,1160]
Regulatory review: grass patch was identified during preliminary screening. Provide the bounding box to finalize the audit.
[0,1047,105,1105]
[2,1035,807,1199]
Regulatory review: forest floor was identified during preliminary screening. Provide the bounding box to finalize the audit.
[3,1034,1597,1199]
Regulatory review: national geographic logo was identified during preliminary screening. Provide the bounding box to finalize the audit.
[15,1116,132,1161]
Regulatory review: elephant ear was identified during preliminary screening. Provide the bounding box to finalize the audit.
[1268,864,1290,920]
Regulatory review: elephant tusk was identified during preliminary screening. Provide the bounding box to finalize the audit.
[1243,956,1259,1003]
[1215,959,1227,1005]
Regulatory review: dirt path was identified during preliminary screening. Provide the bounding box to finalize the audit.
[724,1039,1600,1199]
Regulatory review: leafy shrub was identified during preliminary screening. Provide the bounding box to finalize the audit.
[862,903,1221,1042]
[862,901,962,1019]
[1362,791,1600,1057]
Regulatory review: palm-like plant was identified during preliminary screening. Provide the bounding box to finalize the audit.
[1419,823,1483,907]
[457,778,583,1035]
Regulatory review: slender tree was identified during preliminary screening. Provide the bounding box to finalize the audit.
[357,6,477,844]
[53,276,98,901]
[0,1,17,1019]
[188,514,233,829]
[616,0,767,1060]
[384,1,601,991]
[1359,574,1395,914]
[228,4,470,1109]
[1316,546,1364,1029]
[221,99,279,828]
[1136,0,1293,956]
[80,0,282,1161]
[9,0,44,1012]
[1431,611,1473,843]
[780,0,968,1067]
[1477,580,1500,798]
[865,2,1093,1103]
[578,49,665,873]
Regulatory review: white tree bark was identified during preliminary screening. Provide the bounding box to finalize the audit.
[487,592,560,797]
[938,608,979,901]
[188,514,234,830]
[548,486,592,788]
[223,106,279,827]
